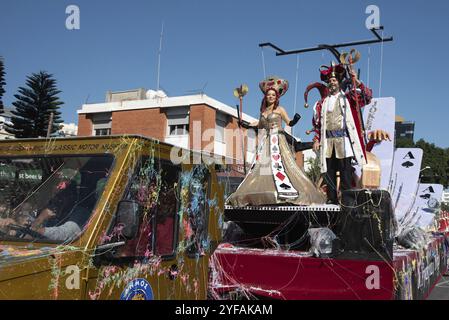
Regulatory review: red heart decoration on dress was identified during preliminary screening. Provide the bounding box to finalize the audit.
[272,154,280,161]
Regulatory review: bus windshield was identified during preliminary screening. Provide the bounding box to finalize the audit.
[0,155,114,244]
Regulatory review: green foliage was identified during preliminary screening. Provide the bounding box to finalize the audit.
[0,57,5,113]
[395,137,414,148]
[415,139,449,187]
[305,156,321,185]
[5,71,64,138]
[441,202,449,212]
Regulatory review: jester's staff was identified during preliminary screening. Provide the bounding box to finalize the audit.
[340,49,369,148]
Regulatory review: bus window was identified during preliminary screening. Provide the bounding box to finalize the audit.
[181,165,210,258]
[109,158,180,260]
[154,162,180,257]
[109,156,159,259]
[0,155,113,243]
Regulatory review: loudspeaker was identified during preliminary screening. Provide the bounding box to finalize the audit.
[336,189,395,261]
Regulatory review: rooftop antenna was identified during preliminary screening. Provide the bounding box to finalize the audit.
[156,21,164,91]
[185,82,208,96]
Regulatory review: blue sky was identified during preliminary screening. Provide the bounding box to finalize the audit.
[1,0,448,147]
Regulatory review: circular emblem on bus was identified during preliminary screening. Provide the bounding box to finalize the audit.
[427,197,439,210]
[120,278,154,300]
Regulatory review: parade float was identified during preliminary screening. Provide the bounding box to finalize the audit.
[209,27,449,300]
[0,27,446,301]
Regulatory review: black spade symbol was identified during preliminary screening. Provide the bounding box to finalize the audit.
[279,183,291,190]
[420,194,431,200]
[402,161,414,168]
[275,163,283,170]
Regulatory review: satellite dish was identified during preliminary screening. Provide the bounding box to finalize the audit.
[156,90,167,98]
[146,90,157,99]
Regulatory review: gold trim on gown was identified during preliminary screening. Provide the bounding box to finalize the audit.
[227,113,326,207]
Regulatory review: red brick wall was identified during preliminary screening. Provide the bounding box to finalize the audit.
[78,105,304,168]
[189,104,216,153]
[77,114,93,136]
[111,108,166,140]
[226,117,244,162]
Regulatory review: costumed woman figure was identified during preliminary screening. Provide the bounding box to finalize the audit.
[227,76,326,207]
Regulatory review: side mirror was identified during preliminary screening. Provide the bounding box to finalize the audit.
[115,200,140,240]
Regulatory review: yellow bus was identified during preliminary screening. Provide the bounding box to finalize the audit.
[0,135,227,300]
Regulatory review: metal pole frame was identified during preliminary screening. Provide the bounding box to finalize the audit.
[259,27,393,60]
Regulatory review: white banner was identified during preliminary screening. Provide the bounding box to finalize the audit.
[389,148,423,228]
[354,98,396,189]
[404,184,444,229]
[362,98,396,189]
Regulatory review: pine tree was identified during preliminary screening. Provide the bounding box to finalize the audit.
[0,57,5,114]
[5,71,64,138]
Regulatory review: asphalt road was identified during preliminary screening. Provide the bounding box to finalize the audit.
[427,275,449,300]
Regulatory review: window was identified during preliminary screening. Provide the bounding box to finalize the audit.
[216,121,226,143]
[180,165,210,257]
[215,112,228,143]
[155,164,180,256]
[109,157,180,260]
[0,155,114,243]
[94,128,111,136]
[92,112,112,137]
[166,107,189,137]
[169,124,189,136]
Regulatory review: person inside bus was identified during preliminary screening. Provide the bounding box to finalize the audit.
[0,169,80,238]
[30,178,107,242]
[0,178,107,242]
[0,202,37,237]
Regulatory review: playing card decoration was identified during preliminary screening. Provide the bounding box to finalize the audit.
[389,148,423,228]
[269,128,298,199]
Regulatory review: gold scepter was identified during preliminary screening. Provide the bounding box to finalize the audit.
[233,84,249,175]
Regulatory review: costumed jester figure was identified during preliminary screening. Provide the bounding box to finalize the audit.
[305,62,373,204]
[226,76,326,207]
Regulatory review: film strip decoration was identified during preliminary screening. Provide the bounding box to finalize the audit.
[225,205,341,212]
